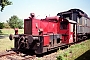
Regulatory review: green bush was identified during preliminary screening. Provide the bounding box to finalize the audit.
[0,30,2,34]
[0,22,4,29]
[57,54,66,60]
[3,23,10,28]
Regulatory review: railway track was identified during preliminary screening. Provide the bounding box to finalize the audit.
[0,48,62,60]
[0,50,37,60]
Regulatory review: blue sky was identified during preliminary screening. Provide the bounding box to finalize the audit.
[0,0,90,22]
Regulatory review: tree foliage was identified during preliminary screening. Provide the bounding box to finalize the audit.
[0,22,4,29]
[7,15,23,29]
[3,23,10,28]
[0,0,12,12]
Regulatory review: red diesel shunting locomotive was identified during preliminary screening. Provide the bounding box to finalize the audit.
[9,9,90,54]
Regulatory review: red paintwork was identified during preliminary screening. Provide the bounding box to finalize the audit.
[45,16,59,20]
[68,23,74,43]
[32,19,40,35]
[40,20,57,34]
[43,35,50,46]
[31,16,58,35]
[57,19,69,44]
[24,15,75,46]
[69,32,73,43]
[48,22,57,33]
[31,16,59,46]
[32,17,57,46]
[14,28,18,35]
[40,20,49,34]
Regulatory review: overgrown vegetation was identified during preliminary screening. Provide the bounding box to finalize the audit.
[57,40,90,60]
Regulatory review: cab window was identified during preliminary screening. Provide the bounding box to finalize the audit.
[60,21,68,29]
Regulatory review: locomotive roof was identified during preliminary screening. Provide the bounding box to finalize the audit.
[57,9,85,15]
[57,8,90,19]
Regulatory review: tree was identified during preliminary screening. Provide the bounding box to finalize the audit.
[7,15,23,29]
[0,0,12,12]
[17,19,24,29]
[3,23,10,28]
[0,22,4,29]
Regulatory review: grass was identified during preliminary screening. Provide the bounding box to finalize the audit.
[0,29,24,35]
[0,37,14,52]
[0,29,24,52]
[57,40,90,60]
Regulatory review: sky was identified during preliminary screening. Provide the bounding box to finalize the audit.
[0,0,90,22]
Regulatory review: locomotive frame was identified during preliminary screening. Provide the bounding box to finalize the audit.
[9,9,90,54]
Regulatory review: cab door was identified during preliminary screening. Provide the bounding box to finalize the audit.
[69,23,77,43]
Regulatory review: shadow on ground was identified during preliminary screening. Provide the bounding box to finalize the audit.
[75,50,90,60]
[0,34,8,39]
[0,30,4,39]
[0,35,6,39]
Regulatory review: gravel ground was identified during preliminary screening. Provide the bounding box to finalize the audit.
[37,52,59,60]
[0,51,59,60]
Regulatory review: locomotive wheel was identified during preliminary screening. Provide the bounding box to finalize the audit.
[27,35,33,44]
[17,36,25,49]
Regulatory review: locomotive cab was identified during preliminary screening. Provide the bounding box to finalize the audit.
[59,18,77,44]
